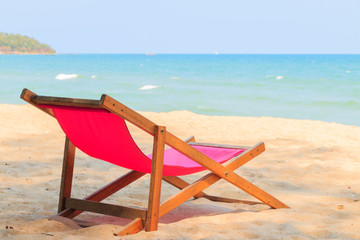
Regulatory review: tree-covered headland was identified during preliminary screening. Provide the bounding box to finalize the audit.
[0,33,55,54]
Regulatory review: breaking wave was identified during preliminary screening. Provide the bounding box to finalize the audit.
[55,73,79,80]
[139,85,159,90]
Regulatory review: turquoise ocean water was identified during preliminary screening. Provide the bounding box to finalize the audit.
[1,54,359,126]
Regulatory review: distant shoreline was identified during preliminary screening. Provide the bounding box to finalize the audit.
[0,51,55,55]
[0,32,56,55]
[2,53,360,55]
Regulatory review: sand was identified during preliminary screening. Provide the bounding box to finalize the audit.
[0,104,359,239]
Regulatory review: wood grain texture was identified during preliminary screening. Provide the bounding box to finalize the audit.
[188,141,249,150]
[65,198,146,219]
[100,94,157,136]
[145,126,166,232]
[58,137,76,213]
[20,88,55,117]
[32,95,102,108]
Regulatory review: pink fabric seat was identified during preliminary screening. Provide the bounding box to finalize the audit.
[40,105,245,176]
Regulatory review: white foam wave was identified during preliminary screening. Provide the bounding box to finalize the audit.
[55,73,79,80]
[276,75,284,80]
[91,75,97,79]
[139,85,159,90]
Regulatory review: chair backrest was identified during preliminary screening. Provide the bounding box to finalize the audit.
[40,105,153,173]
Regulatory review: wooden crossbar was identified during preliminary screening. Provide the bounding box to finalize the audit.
[20,89,55,117]
[188,142,250,150]
[65,198,147,220]
[58,170,145,219]
[32,95,103,108]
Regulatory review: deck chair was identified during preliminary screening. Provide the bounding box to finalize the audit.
[20,88,289,236]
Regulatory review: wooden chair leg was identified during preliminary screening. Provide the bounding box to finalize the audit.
[58,137,76,213]
[145,126,166,232]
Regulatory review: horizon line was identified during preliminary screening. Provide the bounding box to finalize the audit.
[51,52,360,55]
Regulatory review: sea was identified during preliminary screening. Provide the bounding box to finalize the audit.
[1,54,359,126]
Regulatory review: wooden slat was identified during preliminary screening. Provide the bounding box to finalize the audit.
[164,133,289,209]
[116,218,143,236]
[58,170,145,219]
[58,137,76,213]
[20,88,55,117]
[100,94,157,135]
[65,198,147,220]
[32,95,103,108]
[159,142,289,218]
[145,126,166,231]
[188,142,249,150]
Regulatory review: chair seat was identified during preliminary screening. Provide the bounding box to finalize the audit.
[150,145,245,175]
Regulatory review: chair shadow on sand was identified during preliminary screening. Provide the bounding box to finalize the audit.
[51,197,264,228]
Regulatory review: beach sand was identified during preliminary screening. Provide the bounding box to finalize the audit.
[0,104,359,239]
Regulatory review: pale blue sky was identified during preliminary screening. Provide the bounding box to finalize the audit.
[1,0,359,54]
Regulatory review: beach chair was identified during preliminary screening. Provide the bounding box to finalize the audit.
[20,88,289,236]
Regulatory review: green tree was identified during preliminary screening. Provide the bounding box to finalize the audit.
[0,32,55,54]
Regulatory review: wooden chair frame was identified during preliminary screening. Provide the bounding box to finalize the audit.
[21,88,289,236]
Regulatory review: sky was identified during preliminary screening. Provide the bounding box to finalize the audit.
[1,0,360,54]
